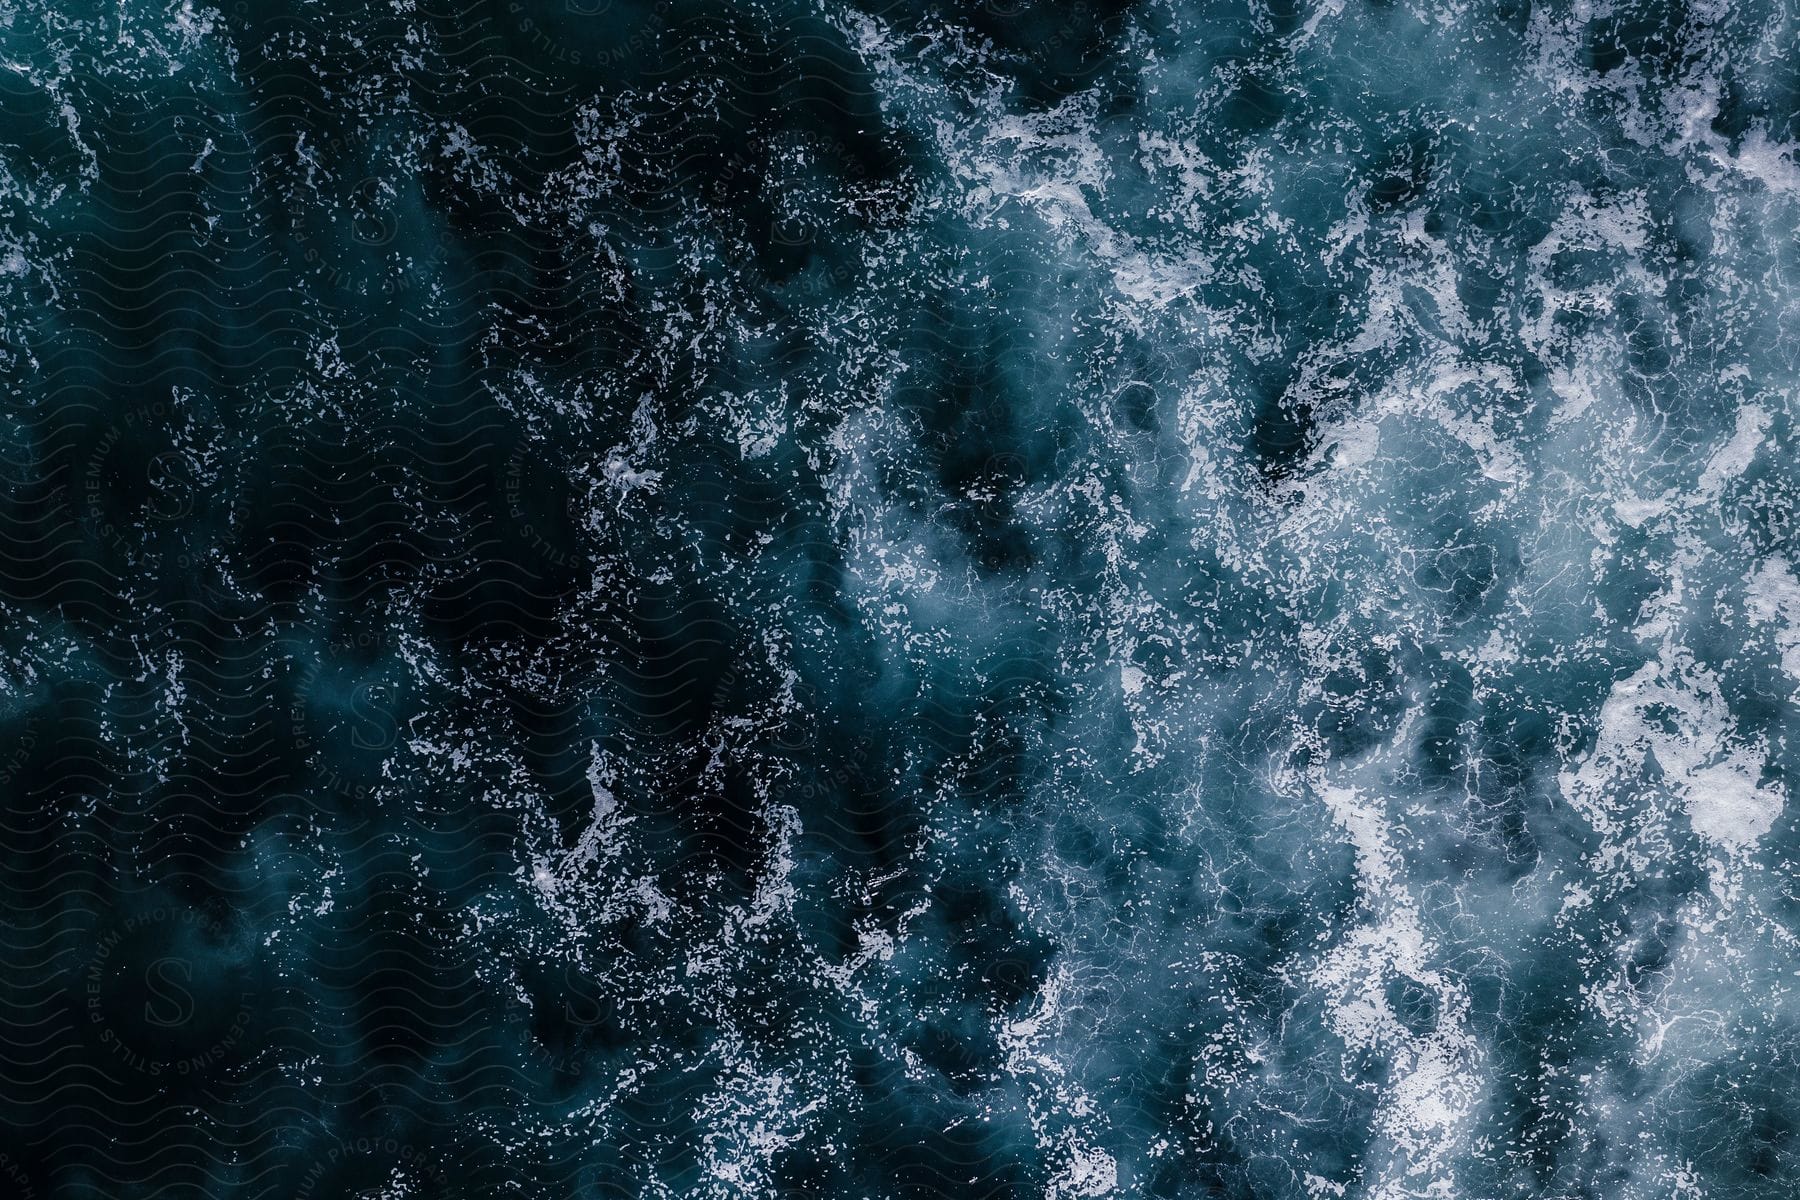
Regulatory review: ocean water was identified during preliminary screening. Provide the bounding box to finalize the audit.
[1,0,1798,1196]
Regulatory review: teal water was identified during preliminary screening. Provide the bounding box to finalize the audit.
[2,0,1799,1196]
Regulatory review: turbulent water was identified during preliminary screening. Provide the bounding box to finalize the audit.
[2,0,1799,1196]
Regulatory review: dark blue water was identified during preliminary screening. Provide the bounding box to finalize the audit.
[2,0,1798,1196]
